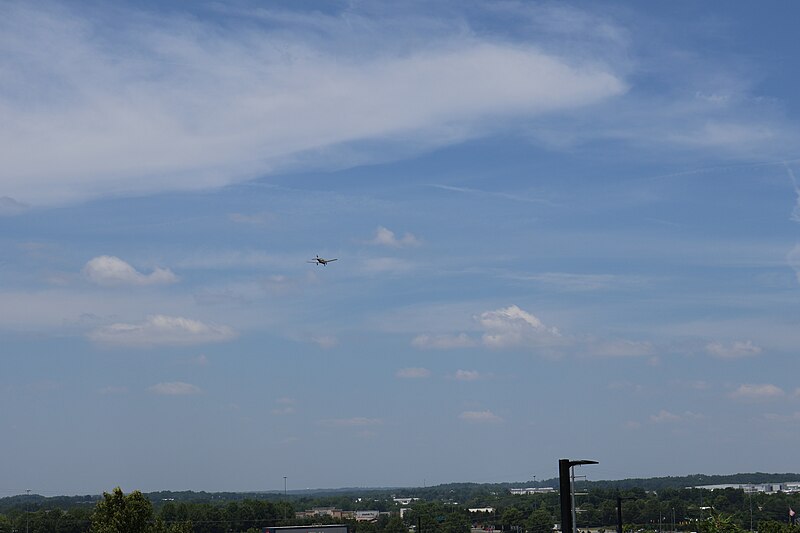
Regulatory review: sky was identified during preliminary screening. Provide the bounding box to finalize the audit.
[1,0,800,496]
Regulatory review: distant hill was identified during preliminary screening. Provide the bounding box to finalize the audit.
[3,472,800,510]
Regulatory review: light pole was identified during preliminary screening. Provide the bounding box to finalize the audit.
[559,459,598,533]
[284,476,287,497]
[616,496,637,533]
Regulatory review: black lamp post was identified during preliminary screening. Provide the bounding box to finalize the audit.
[559,459,598,533]
[616,496,637,533]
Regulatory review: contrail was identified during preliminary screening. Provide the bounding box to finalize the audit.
[638,157,800,183]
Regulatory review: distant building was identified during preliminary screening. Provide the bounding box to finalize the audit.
[509,488,556,495]
[469,508,495,513]
[691,483,800,494]
[394,498,420,505]
[264,526,349,533]
[296,508,353,520]
[356,511,380,522]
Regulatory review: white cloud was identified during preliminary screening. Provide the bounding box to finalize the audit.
[271,398,296,415]
[312,335,338,349]
[650,410,681,423]
[411,333,477,350]
[706,340,762,359]
[730,383,784,400]
[396,367,431,379]
[587,339,653,358]
[83,256,178,286]
[454,370,481,381]
[459,410,503,423]
[319,417,382,428]
[608,381,643,393]
[764,412,800,422]
[476,305,561,349]
[673,380,710,391]
[0,4,625,207]
[369,226,420,247]
[649,410,705,424]
[148,381,202,396]
[88,315,237,346]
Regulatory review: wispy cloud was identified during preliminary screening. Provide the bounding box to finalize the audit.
[429,184,556,205]
[148,381,202,396]
[507,272,648,291]
[88,315,237,346]
[228,212,275,225]
[764,412,800,422]
[705,340,762,359]
[730,383,784,400]
[0,3,625,207]
[459,410,503,423]
[396,367,431,379]
[312,335,338,349]
[586,339,653,358]
[649,410,705,424]
[410,304,656,360]
[83,256,178,286]
[412,333,477,350]
[319,417,382,428]
[272,397,296,415]
[453,369,481,382]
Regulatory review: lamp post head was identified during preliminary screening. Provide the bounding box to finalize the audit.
[567,460,598,468]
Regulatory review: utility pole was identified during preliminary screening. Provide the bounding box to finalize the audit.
[26,489,30,533]
[284,476,287,497]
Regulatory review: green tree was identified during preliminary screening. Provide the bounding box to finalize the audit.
[385,514,408,533]
[700,511,745,533]
[91,488,154,533]
[502,508,524,531]
[527,509,554,533]
[91,488,190,533]
[442,511,470,533]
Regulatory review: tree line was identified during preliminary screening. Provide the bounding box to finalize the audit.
[2,481,800,533]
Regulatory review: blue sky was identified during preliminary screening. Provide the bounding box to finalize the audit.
[2,0,800,495]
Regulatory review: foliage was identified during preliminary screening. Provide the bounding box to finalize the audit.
[700,511,745,533]
[90,488,191,533]
[527,508,554,533]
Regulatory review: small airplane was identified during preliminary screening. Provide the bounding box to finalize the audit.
[308,255,338,266]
